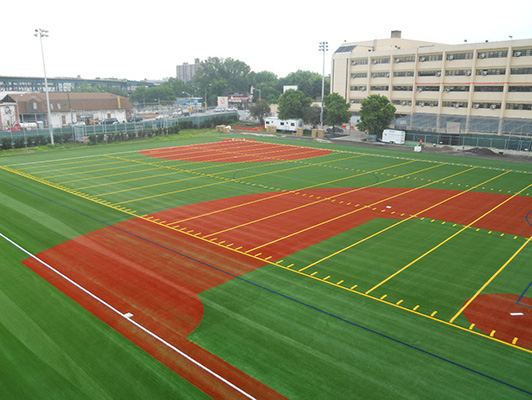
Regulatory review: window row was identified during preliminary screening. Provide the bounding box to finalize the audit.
[350,85,532,92]
[350,68,532,78]
[351,49,532,66]
[350,99,532,110]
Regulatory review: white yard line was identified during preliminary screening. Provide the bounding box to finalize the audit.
[1,232,256,400]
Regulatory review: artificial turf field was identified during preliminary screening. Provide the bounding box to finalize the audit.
[1,131,532,399]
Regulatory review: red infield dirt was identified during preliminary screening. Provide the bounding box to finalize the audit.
[23,186,532,397]
[139,139,333,162]
[463,294,532,349]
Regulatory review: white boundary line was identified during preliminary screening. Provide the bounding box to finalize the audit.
[1,232,256,400]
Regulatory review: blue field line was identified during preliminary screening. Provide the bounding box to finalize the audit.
[517,280,532,309]
[516,210,532,309]
[2,176,532,397]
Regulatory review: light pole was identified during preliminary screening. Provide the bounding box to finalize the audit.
[34,28,54,145]
[319,41,328,129]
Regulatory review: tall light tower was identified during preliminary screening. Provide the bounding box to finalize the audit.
[319,41,328,129]
[34,28,54,145]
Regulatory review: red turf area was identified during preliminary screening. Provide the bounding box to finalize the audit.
[23,187,532,397]
[139,139,333,162]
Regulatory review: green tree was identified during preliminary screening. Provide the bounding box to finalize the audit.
[303,106,322,127]
[248,71,281,104]
[278,89,312,120]
[194,57,251,97]
[324,93,351,129]
[248,100,271,124]
[357,94,396,135]
[279,70,329,100]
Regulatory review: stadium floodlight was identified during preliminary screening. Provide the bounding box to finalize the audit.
[319,41,329,129]
[34,28,54,145]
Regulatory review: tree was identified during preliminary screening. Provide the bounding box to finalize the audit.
[303,106,322,127]
[279,70,329,100]
[324,93,351,129]
[248,71,281,104]
[357,94,396,135]
[248,100,271,124]
[278,89,312,120]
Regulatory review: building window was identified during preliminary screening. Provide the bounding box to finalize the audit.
[392,86,413,91]
[511,67,532,75]
[513,48,532,57]
[444,86,470,92]
[474,86,504,92]
[508,86,532,92]
[371,72,390,78]
[478,50,508,59]
[351,72,367,78]
[473,103,501,109]
[31,102,38,110]
[418,70,442,77]
[392,99,412,106]
[371,57,390,64]
[506,103,532,110]
[370,86,389,91]
[57,103,62,110]
[443,101,468,108]
[50,103,54,110]
[394,56,415,63]
[350,99,362,104]
[476,68,506,76]
[447,52,473,61]
[416,100,438,107]
[351,59,368,66]
[417,85,440,92]
[394,71,415,77]
[419,54,443,62]
[350,86,367,91]
[445,69,472,76]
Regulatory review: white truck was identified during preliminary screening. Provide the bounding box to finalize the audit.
[382,129,406,144]
[264,117,303,132]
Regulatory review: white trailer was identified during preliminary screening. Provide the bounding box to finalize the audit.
[382,129,406,144]
[264,117,303,132]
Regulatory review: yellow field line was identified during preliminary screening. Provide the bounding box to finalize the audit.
[110,153,368,206]
[200,160,421,238]
[98,153,361,197]
[300,168,502,271]
[449,233,532,323]
[3,160,532,355]
[216,162,445,245]
[366,176,531,295]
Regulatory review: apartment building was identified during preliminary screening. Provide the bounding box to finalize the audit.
[331,31,532,135]
[176,58,201,83]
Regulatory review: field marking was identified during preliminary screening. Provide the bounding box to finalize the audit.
[367,178,531,295]
[3,173,532,357]
[110,152,367,205]
[145,140,331,163]
[449,232,532,323]
[96,153,360,197]
[0,232,257,400]
[248,163,465,254]
[297,166,485,272]
[202,160,422,239]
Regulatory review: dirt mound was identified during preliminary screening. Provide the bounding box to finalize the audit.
[464,147,499,156]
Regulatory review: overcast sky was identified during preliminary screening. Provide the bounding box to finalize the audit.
[2,0,532,82]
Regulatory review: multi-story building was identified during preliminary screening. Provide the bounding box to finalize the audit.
[332,31,532,135]
[176,58,201,83]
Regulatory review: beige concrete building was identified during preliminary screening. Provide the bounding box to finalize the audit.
[332,31,532,135]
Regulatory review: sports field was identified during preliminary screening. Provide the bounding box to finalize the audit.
[1,131,532,399]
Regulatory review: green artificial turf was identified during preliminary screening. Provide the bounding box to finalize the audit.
[1,131,531,399]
